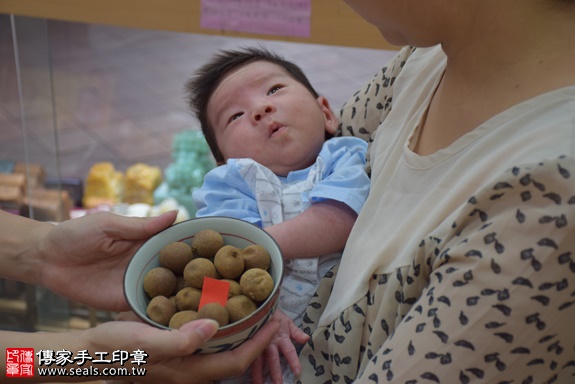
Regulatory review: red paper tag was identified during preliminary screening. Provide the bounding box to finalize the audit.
[199,277,230,310]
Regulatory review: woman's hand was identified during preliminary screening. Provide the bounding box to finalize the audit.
[97,312,281,383]
[37,211,177,311]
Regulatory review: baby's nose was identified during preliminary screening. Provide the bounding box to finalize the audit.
[253,105,274,121]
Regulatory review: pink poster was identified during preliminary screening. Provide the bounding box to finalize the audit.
[201,0,311,38]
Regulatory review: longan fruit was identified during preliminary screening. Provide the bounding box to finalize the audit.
[225,295,257,323]
[169,310,198,329]
[214,245,245,279]
[159,242,193,275]
[242,244,271,271]
[240,268,274,302]
[146,295,176,326]
[222,279,242,298]
[198,302,229,327]
[191,229,224,258]
[175,287,202,311]
[143,267,177,298]
[176,276,189,292]
[183,258,217,289]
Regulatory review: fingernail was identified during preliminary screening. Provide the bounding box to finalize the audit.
[195,319,218,340]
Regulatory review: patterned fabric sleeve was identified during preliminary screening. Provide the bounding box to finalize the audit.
[355,156,575,383]
[336,46,417,175]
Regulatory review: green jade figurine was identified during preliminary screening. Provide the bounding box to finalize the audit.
[154,130,214,217]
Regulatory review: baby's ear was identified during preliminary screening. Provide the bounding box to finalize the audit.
[317,95,339,134]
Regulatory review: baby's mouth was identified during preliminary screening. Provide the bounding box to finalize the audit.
[269,123,286,138]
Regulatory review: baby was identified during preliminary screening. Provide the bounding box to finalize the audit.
[185,46,370,383]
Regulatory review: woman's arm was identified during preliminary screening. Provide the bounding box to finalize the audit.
[0,210,54,286]
[337,46,416,139]
[337,46,416,175]
[0,210,177,312]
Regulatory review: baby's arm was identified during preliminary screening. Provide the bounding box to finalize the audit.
[265,199,357,260]
[267,137,369,260]
[251,201,356,382]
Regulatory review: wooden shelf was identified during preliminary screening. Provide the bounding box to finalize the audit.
[0,296,27,314]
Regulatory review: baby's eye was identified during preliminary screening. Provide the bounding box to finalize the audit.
[228,112,243,123]
[268,85,283,95]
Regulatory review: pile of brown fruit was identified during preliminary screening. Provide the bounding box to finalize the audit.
[143,229,274,329]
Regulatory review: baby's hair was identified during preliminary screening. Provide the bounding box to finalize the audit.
[185,46,320,163]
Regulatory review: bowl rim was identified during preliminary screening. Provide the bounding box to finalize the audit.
[123,216,284,332]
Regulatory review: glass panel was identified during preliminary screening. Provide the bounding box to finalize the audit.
[0,14,71,332]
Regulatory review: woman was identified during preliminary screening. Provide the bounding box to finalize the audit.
[295,0,575,383]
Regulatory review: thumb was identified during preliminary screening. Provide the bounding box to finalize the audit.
[179,319,219,349]
[142,319,219,356]
[141,210,179,237]
[289,320,310,344]
[106,319,219,360]
[107,210,178,241]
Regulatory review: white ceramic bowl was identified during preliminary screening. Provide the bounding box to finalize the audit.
[124,216,284,354]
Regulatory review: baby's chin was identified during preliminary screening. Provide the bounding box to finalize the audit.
[269,159,316,177]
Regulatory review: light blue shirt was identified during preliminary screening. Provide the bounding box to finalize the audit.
[194,136,369,220]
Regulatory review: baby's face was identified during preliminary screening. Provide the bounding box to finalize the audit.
[207,61,337,176]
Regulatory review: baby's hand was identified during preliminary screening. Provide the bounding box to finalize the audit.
[251,309,309,384]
